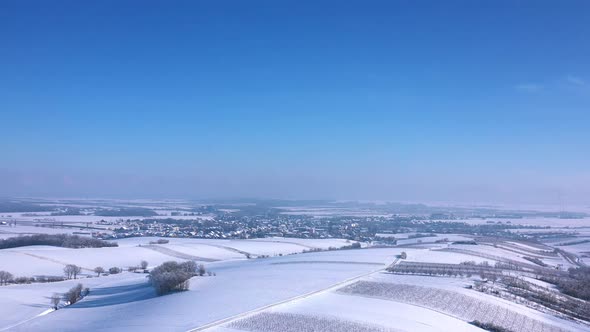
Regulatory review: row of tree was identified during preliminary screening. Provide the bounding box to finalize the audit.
[543,266,590,301]
[1,260,150,287]
[0,271,66,285]
[0,234,117,249]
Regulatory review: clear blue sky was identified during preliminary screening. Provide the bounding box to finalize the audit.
[1,1,589,205]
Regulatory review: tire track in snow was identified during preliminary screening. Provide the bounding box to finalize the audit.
[18,252,93,271]
[0,308,55,332]
[139,245,219,262]
[198,244,252,257]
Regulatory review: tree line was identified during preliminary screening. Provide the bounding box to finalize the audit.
[0,234,117,249]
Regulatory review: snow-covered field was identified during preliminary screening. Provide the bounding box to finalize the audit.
[277,206,392,217]
[221,294,481,332]
[455,217,590,228]
[335,277,582,332]
[0,237,362,277]
[442,242,577,269]
[3,248,397,331]
[0,225,97,239]
[0,214,215,225]
[396,234,473,246]
[2,241,589,332]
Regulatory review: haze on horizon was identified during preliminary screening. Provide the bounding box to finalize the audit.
[1,1,589,206]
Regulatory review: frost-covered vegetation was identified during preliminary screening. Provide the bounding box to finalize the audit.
[0,201,53,212]
[338,281,569,332]
[0,270,14,285]
[483,276,590,322]
[63,264,82,279]
[64,283,89,305]
[470,320,512,332]
[0,234,117,249]
[542,266,590,301]
[228,312,399,332]
[148,261,205,295]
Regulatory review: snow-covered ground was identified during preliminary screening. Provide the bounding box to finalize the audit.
[0,237,361,277]
[443,242,577,269]
[338,273,585,332]
[277,206,392,217]
[3,248,397,331]
[396,234,473,246]
[454,217,590,228]
[0,214,215,225]
[0,225,97,239]
[2,243,588,332]
[217,292,482,332]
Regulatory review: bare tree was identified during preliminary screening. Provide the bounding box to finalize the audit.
[65,284,84,304]
[0,271,14,285]
[181,261,197,274]
[489,273,498,284]
[94,266,104,277]
[197,264,206,276]
[399,252,407,259]
[64,264,82,279]
[140,260,148,270]
[50,293,61,310]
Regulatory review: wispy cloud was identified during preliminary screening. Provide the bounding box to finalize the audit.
[515,83,543,92]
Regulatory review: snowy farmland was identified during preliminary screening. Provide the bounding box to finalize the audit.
[2,242,589,332]
[0,237,363,277]
[1,248,397,331]
[2,197,590,332]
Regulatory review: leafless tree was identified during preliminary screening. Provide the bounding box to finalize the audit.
[50,293,61,309]
[0,271,14,285]
[94,266,104,277]
[65,284,84,304]
[64,264,82,279]
[197,264,206,276]
[140,260,148,270]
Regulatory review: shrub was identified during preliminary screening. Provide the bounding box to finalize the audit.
[65,283,84,304]
[470,321,511,332]
[109,267,122,274]
[149,261,197,295]
[14,276,34,284]
[34,275,65,283]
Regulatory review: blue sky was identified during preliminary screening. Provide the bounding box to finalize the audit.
[1,1,589,205]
